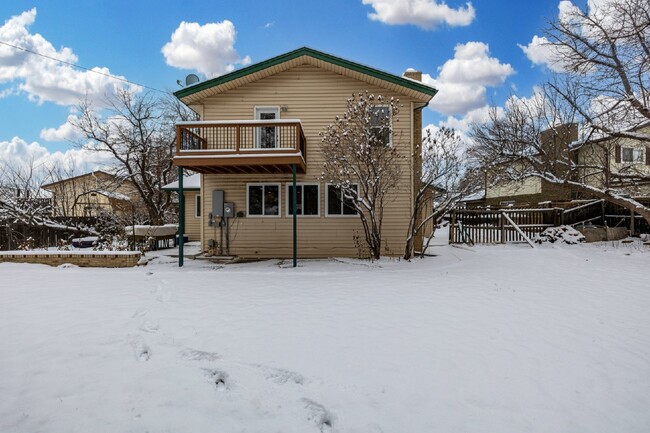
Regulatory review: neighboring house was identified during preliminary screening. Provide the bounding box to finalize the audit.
[482,123,650,207]
[484,124,580,206]
[162,174,201,241]
[172,47,437,258]
[576,124,650,197]
[42,171,138,218]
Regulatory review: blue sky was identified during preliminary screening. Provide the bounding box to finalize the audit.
[0,0,563,170]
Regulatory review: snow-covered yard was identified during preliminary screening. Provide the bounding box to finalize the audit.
[1,241,649,432]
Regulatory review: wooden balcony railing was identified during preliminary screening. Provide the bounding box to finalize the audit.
[174,120,307,174]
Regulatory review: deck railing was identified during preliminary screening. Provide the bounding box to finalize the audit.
[176,120,306,159]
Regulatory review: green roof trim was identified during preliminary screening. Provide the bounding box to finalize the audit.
[174,47,438,100]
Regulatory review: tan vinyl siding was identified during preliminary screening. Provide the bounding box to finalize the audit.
[198,63,418,257]
[183,192,201,241]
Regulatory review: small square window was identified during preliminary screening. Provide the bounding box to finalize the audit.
[326,184,358,216]
[247,184,280,216]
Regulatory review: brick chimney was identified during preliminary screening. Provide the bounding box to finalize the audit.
[403,69,422,82]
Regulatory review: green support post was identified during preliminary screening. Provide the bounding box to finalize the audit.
[292,164,297,268]
[178,167,184,267]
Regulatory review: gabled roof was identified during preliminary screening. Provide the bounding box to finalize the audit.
[41,170,119,189]
[174,47,438,104]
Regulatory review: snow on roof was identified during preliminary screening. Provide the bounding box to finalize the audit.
[95,190,131,201]
[461,191,485,202]
[162,174,201,191]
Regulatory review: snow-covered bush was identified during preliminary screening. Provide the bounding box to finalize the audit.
[57,239,73,251]
[16,237,35,251]
[534,225,585,244]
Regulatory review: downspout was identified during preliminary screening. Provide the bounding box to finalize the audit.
[178,167,184,267]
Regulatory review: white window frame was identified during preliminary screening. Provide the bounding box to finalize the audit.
[621,146,644,164]
[369,104,392,147]
[254,106,281,149]
[325,183,360,217]
[194,194,201,218]
[246,183,281,218]
[285,183,320,217]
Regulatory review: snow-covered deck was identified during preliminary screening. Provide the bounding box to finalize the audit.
[174,120,306,174]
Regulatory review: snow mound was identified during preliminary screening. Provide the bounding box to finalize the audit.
[534,225,586,244]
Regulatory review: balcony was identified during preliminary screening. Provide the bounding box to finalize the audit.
[173,120,306,174]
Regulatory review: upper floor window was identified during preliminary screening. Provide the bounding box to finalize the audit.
[621,147,644,163]
[369,105,391,146]
[255,107,279,149]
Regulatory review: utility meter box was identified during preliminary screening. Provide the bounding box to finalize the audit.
[224,203,234,218]
[212,190,224,217]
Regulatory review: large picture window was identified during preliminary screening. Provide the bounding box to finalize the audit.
[247,184,280,216]
[286,184,319,216]
[326,184,358,216]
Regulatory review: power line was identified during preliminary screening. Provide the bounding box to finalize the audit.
[0,40,167,94]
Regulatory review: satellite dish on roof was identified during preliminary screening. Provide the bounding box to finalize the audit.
[185,74,200,86]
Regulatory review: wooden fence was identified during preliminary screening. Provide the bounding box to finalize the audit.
[449,208,562,245]
[451,199,650,244]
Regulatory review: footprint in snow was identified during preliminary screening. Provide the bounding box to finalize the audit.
[179,348,221,362]
[203,368,229,390]
[139,320,160,333]
[131,308,148,319]
[301,398,336,432]
[129,336,152,362]
[260,366,307,385]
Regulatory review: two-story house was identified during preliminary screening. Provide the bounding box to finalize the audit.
[42,171,138,218]
[172,47,437,260]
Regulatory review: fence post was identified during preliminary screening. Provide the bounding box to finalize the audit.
[450,210,456,244]
[500,211,505,243]
[630,209,635,235]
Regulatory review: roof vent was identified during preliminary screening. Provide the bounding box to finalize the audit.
[185,74,200,86]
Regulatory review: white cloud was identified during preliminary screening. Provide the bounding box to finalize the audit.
[0,136,114,177]
[520,0,619,72]
[0,9,139,106]
[362,0,475,30]
[161,20,251,78]
[517,36,566,72]
[425,42,515,116]
[440,105,499,133]
[39,115,83,142]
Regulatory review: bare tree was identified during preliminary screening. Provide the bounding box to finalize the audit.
[0,160,78,250]
[71,89,197,224]
[0,159,52,225]
[320,93,403,259]
[470,0,650,225]
[404,127,479,259]
[470,87,650,224]
[544,0,650,137]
